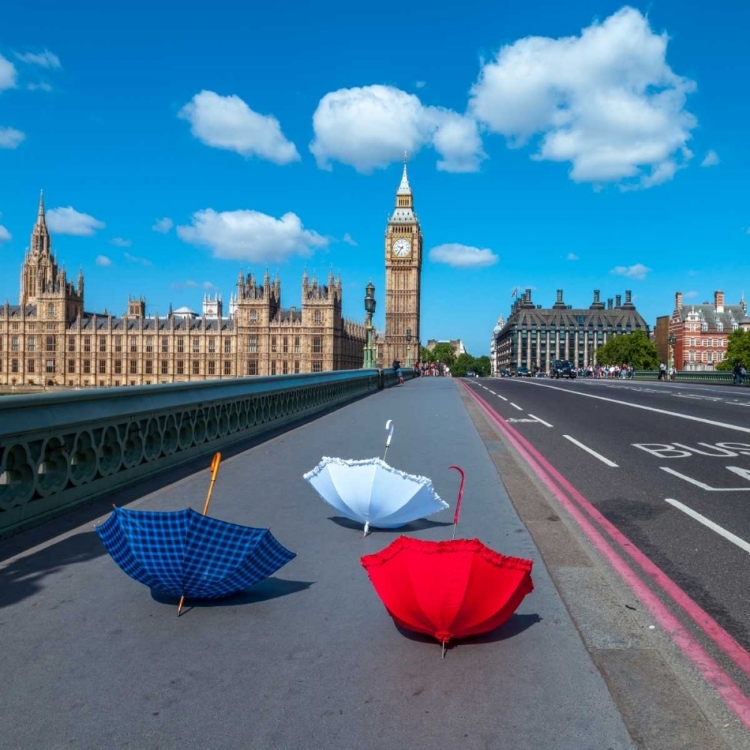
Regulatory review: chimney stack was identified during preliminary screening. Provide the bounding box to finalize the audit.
[553,289,566,309]
[625,290,632,305]
[594,290,600,304]
[615,294,622,308]
[607,298,613,310]
[675,291,683,309]
[525,288,532,305]
[714,290,725,313]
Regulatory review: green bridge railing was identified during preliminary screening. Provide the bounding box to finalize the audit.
[0,368,411,537]
[632,370,745,385]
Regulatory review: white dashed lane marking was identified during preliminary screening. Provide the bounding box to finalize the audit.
[510,402,523,411]
[665,498,750,554]
[563,435,619,467]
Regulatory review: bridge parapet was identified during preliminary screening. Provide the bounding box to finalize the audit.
[0,369,405,537]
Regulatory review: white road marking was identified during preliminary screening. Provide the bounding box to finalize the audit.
[510,402,523,411]
[506,418,539,423]
[496,394,508,401]
[517,380,750,435]
[660,467,750,492]
[529,414,553,427]
[665,498,750,554]
[563,435,619,467]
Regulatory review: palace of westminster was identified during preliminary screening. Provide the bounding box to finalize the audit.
[0,166,424,388]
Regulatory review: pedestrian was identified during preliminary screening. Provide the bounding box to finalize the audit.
[392,358,405,385]
[658,362,667,381]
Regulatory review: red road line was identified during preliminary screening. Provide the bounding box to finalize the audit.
[462,382,750,728]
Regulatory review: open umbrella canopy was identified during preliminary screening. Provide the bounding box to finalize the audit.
[361,536,534,645]
[96,507,296,599]
[303,457,448,531]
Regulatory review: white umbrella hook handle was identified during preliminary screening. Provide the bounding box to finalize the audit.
[383,420,395,461]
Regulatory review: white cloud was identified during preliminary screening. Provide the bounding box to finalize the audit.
[342,233,357,246]
[0,225,11,243]
[0,54,17,90]
[469,7,696,188]
[566,252,579,260]
[172,280,217,291]
[152,217,173,233]
[415,81,427,89]
[27,82,53,92]
[429,243,498,268]
[701,150,719,167]
[110,237,131,247]
[310,84,485,173]
[124,252,153,267]
[610,263,651,280]
[95,255,112,267]
[15,50,61,69]
[684,290,698,299]
[46,206,105,236]
[177,208,327,263]
[0,126,25,148]
[178,90,300,164]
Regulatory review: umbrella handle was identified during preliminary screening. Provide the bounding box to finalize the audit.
[382,420,395,462]
[449,465,465,537]
[201,452,222,516]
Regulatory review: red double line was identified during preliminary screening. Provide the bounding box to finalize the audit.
[462,381,750,728]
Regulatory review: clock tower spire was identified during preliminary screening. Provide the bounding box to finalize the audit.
[381,157,422,369]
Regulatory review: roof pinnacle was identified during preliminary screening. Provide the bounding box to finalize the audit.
[396,155,411,196]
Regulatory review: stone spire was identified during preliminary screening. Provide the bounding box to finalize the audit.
[31,189,51,257]
[396,153,412,196]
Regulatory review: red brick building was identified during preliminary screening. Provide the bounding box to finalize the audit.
[669,291,748,370]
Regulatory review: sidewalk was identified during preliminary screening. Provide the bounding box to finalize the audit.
[0,378,635,749]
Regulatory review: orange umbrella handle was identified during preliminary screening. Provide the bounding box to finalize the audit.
[449,465,465,539]
[202,452,222,516]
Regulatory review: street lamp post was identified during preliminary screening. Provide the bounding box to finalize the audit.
[363,282,376,369]
[405,328,412,368]
[668,333,676,378]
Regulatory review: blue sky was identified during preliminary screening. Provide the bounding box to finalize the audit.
[1,0,749,355]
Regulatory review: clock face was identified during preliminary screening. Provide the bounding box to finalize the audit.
[392,238,412,257]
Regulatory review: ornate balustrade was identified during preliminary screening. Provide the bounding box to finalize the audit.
[0,369,388,537]
[633,370,745,385]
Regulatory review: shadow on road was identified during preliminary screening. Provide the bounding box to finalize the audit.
[0,530,106,609]
[150,577,314,613]
[328,516,455,533]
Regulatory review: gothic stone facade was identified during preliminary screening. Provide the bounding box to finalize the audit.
[494,288,650,373]
[377,162,422,368]
[0,194,366,388]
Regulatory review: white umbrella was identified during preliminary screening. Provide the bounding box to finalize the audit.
[303,457,449,536]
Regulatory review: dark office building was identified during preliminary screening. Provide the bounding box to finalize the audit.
[494,289,649,373]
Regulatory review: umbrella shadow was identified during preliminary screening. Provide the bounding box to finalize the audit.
[149,577,314,612]
[328,516,454,533]
[394,613,542,650]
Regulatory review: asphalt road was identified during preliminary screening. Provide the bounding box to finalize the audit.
[463,376,750,662]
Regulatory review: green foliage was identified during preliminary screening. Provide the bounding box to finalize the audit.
[717,329,750,370]
[594,330,659,370]
[449,353,492,377]
[420,346,435,364]
[430,342,457,367]
[473,355,491,376]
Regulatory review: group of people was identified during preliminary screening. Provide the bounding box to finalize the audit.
[733,361,747,385]
[391,359,451,384]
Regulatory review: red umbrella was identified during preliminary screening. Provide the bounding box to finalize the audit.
[361,535,534,657]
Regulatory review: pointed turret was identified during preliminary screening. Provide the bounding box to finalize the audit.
[30,189,51,257]
[396,154,412,196]
[391,154,415,220]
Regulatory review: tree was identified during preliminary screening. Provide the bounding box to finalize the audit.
[452,353,475,377]
[430,342,456,368]
[473,355,491,377]
[717,329,750,370]
[420,346,435,364]
[594,330,659,370]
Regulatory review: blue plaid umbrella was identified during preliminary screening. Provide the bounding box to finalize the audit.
[96,507,296,600]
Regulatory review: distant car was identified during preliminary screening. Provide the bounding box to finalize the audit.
[500,369,511,378]
[516,366,530,377]
[551,359,576,379]
[466,371,477,378]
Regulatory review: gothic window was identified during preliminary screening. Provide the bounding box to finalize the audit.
[312,336,323,354]
[99,337,107,352]
[271,361,277,375]
[294,360,300,374]
[312,360,323,372]
[83,360,91,374]
[283,337,289,354]
[84,336,91,352]
[99,360,106,374]
[114,360,122,374]
[67,359,75,374]
[28,337,36,352]
[45,359,55,374]
[129,360,137,374]
[114,336,122,352]
[130,336,137,352]
[192,339,200,354]
[176,360,184,375]
[192,361,199,375]
[47,303,54,317]
[250,310,258,323]
[224,339,231,354]
[161,361,168,375]
[45,336,55,352]
[271,336,277,353]
[208,337,216,353]
[294,336,300,354]
[314,310,322,324]
[177,337,185,353]
[11,359,19,373]
[145,360,153,374]
[281,361,288,374]
[27,360,35,373]
[11,337,19,352]
[248,335,258,353]
[223,360,231,375]
[145,337,153,353]
[208,360,216,375]
[161,338,168,353]
[247,360,258,376]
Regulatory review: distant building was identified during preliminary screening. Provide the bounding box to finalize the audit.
[490,316,504,376]
[493,288,649,373]
[426,339,467,356]
[0,193,366,388]
[669,291,749,371]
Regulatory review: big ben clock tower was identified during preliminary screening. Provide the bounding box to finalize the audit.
[382,159,422,368]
